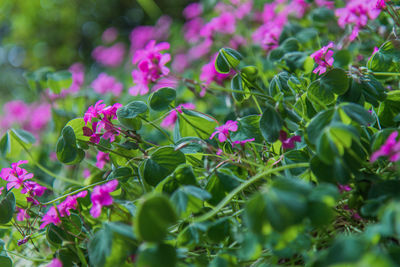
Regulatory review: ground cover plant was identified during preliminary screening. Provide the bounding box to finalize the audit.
[2,0,400,266]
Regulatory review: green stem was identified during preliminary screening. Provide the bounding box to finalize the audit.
[14,137,82,186]
[371,71,400,76]
[136,0,161,19]
[190,163,309,223]
[5,250,48,262]
[141,117,174,144]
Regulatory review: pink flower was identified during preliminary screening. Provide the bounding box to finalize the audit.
[315,0,335,9]
[216,149,223,156]
[83,168,91,179]
[22,181,47,205]
[338,184,352,194]
[310,42,335,75]
[161,103,195,128]
[279,131,301,150]
[68,63,85,93]
[371,131,400,162]
[183,3,202,19]
[102,27,118,43]
[47,258,63,267]
[335,0,381,40]
[172,53,189,73]
[200,12,236,38]
[16,207,30,221]
[130,40,171,96]
[232,138,255,148]
[91,73,123,97]
[57,191,88,217]
[96,151,110,169]
[90,180,119,218]
[210,120,239,143]
[92,43,125,68]
[152,76,179,91]
[84,100,106,124]
[376,0,387,9]
[0,160,34,191]
[40,206,61,229]
[183,18,204,43]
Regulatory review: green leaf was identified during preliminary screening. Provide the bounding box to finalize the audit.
[320,68,350,95]
[47,70,72,94]
[231,74,244,102]
[176,109,218,140]
[117,101,148,130]
[339,103,374,125]
[259,103,283,143]
[66,118,90,142]
[88,224,113,267]
[368,40,400,73]
[0,192,15,224]
[149,87,176,111]
[136,243,177,267]
[56,125,85,165]
[215,47,243,73]
[306,108,335,145]
[143,146,186,186]
[135,194,177,242]
[231,115,263,143]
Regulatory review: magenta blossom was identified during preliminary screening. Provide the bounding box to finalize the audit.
[83,101,122,144]
[310,42,335,75]
[90,180,119,218]
[232,138,255,148]
[371,131,400,162]
[47,258,63,267]
[130,40,171,96]
[40,206,61,229]
[92,43,125,68]
[183,3,202,19]
[210,120,239,143]
[279,131,301,149]
[16,207,30,221]
[376,0,387,9]
[22,181,47,205]
[0,160,34,190]
[161,103,195,128]
[57,191,88,217]
[338,184,352,194]
[91,73,123,97]
[96,151,110,169]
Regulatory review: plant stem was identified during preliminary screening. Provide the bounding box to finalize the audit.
[190,163,309,223]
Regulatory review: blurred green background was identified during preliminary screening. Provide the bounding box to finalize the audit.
[0,0,191,101]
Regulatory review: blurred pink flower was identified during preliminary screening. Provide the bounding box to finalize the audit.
[90,180,119,218]
[91,73,123,96]
[371,131,400,162]
[102,27,118,43]
[183,3,202,19]
[47,258,63,267]
[96,151,110,169]
[57,191,88,217]
[92,43,125,68]
[16,207,30,221]
[200,54,232,85]
[232,138,255,147]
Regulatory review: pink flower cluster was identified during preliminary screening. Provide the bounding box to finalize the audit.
[371,131,400,162]
[90,180,118,218]
[161,103,195,128]
[0,100,51,137]
[335,0,382,41]
[83,100,122,143]
[0,161,47,205]
[40,191,87,229]
[130,40,171,96]
[310,42,335,75]
[91,73,123,97]
[92,43,125,68]
[210,120,239,143]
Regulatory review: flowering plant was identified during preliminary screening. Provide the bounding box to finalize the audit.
[2,0,400,266]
